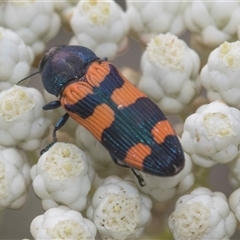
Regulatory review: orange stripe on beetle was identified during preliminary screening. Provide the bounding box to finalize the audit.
[151,120,176,144]
[86,61,111,87]
[61,81,94,105]
[66,103,115,142]
[124,143,152,170]
[111,78,146,107]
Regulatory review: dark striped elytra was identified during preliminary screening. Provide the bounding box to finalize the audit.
[38,45,185,186]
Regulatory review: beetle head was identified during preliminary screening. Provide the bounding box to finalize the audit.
[39,45,100,96]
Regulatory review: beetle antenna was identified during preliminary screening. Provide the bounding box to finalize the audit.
[17,71,40,85]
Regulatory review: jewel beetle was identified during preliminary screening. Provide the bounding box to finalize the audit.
[19,45,185,186]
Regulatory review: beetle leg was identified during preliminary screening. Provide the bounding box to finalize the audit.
[40,113,70,155]
[43,100,61,110]
[111,154,146,187]
[110,154,129,168]
[131,169,146,187]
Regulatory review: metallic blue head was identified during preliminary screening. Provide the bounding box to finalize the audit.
[39,45,100,96]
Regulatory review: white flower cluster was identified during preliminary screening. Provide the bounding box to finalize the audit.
[31,206,96,239]
[184,2,240,48]
[0,85,51,151]
[3,1,240,239]
[0,1,61,56]
[31,142,94,211]
[0,27,34,91]
[87,176,152,240]
[0,146,31,211]
[53,1,77,30]
[169,187,237,239]
[200,41,240,108]
[182,101,240,167]
[126,1,187,44]
[69,0,129,59]
[139,33,201,114]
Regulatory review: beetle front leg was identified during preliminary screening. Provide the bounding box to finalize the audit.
[40,113,70,155]
[43,100,61,110]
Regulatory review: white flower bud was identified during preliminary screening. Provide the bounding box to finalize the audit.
[201,41,240,108]
[87,176,152,240]
[30,206,96,240]
[0,146,31,211]
[126,1,187,44]
[184,2,240,48]
[139,33,201,114]
[31,142,94,211]
[0,27,34,91]
[0,85,51,151]
[69,0,129,59]
[53,1,76,30]
[181,101,240,167]
[169,187,237,240]
[0,1,61,56]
